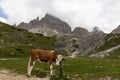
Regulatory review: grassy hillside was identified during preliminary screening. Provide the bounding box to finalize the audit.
[106,47,120,58]
[91,33,120,53]
[0,22,54,58]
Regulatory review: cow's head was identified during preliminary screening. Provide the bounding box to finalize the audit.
[56,55,63,65]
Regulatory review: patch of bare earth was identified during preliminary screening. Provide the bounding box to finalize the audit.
[0,69,50,80]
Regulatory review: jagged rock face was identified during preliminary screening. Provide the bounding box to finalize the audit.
[89,45,120,58]
[29,27,59,36]
[93,27,101,33]
[66,28,105,56]
[40,14,71,34]
[92,26,104,34]
[78,32,105,56]
[72,27,89,37]
[17,14,71,36]
[111,25,120,34]
[18,22,29,30]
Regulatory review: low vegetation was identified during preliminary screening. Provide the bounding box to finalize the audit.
[0,57,120,80]
[0,22,54,58]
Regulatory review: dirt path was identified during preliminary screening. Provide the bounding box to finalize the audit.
[0,58,20,61]
[0,69,50,80]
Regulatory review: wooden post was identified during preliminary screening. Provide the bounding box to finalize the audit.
[59,61,63,76]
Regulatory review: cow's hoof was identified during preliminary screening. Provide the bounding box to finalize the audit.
[50,73,55,77]
[26,74,31,78]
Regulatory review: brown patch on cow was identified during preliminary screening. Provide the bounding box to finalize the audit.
[30,49,58,64]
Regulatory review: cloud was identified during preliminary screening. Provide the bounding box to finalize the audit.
[0,0,120,33]
[0,0,56,24]
[52,0,103,30]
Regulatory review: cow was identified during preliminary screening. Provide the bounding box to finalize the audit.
[27,49,64,77]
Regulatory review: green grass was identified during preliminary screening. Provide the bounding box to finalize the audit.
[0,57,120,80]
[0,22,54,58]
[63,58,120,79]
[106,48,120,58]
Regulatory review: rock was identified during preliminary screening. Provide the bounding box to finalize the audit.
[89,45,120,58]
[18,22,30,30]
[72,27,89,37]
[17,13,71,36]
[78,31,105,56]
[92,26,101,33]
[111,25,120,34]
[66,27,105,56]
[40,13,71,34]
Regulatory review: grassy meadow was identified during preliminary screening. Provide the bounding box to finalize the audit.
[0,57,120,80]
[1,22,120,80]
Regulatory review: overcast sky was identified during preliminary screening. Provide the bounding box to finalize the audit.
[0,0,120,33]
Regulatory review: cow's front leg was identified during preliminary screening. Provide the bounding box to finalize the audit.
[50,63,54,76]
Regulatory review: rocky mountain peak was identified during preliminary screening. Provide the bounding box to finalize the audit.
[29,17,40,26]
[43,13,59,21]
[111,25,120,34]
[92,27,100,32]
[18,22,29,29]
[17,13,71,36]
[92,26,104,34]
[40,13,71,34]
[72,27,89,37]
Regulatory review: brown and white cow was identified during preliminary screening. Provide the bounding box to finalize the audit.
[27,49,63,77]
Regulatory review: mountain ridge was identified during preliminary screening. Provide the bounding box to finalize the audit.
[1,13,120,58]
[17,13,71,36]
[14,14,120,57]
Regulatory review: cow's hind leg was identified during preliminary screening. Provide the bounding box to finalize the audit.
[27,56,35,77]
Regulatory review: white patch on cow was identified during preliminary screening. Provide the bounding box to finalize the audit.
[56,55,63,65]
[50,50,54,53]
